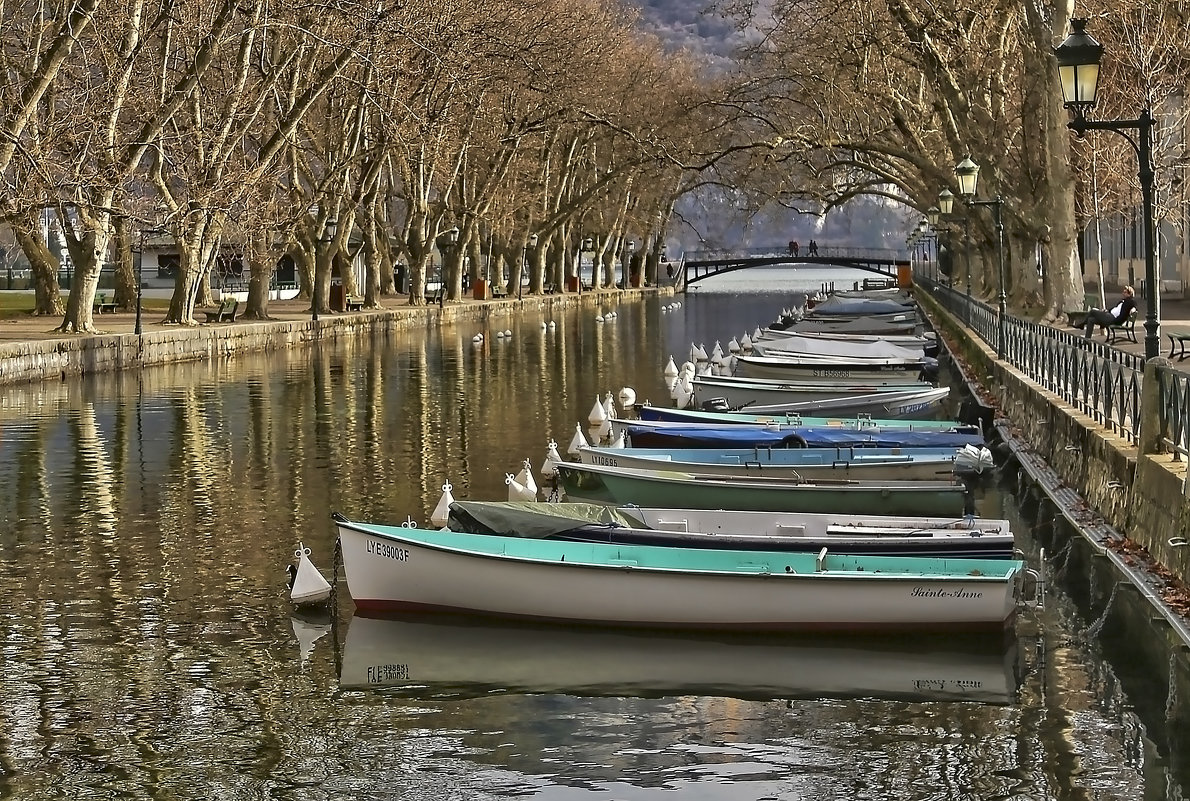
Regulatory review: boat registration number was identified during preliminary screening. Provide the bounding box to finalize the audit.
[367,539,411,561]
[367,663,410,683]
[812,369,852,379]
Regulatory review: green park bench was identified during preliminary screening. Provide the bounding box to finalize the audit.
[203,297,238,323]
[92,293,117,314]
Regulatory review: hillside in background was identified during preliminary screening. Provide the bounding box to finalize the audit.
[630,1,908,252]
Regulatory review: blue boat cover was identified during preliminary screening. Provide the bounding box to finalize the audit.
[623,424,985,450]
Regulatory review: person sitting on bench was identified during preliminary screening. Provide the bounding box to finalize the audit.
[1084,286,1136,339]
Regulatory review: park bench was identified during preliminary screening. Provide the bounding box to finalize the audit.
[1105,308,1138,345]
[1065,293,1101,329]
[543,283,557,294]
[1168,332,1190,361]
[203,297,238,323]
[345,295,364,312]
[92,293,117,314]
[491,285,508,299]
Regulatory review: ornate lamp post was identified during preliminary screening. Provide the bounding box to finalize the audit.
[435,226,459,308]
[312,218,337,322]
[1056,18,1158,359]
[955,157,1006,356]
[624,239,635,288]
[521,233,537,301]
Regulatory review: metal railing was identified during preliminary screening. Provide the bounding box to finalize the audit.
[1157,368,1190,460]
[925,276,1145,445]
[684,245,903,262]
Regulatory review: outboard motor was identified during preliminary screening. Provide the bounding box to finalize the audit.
[917,358,940,384]
[699,397,732,412]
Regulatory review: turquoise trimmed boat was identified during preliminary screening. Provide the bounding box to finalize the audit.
[334,513,1024,631]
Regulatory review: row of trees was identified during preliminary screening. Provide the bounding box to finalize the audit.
[707,0,1190,318]
[0,0,720,331]
[2,0,1186,332]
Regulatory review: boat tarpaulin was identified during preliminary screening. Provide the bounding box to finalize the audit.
[448,501,646,538]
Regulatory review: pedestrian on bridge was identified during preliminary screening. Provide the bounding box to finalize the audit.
[808,240,819,256]
[789,240,800,257]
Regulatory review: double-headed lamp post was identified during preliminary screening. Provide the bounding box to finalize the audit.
[954,157,1006,357]
[1056,18,1159,360]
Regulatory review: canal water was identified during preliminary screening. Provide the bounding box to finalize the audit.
[0,266,1183,800]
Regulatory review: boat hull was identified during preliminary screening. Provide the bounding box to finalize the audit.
[554,462,971,516]
[734,355,927,382]
[617,421,986,450]
[692,375,935,409]
[694,386,951,419]
[578,445,962,481]
[336,518,1021,631]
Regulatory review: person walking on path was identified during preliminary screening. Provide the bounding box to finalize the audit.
[790,241,800,257]
[808,240,819,256]
[1084,286,1136,338]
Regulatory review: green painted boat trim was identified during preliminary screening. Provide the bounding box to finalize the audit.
[346,518,1023,579]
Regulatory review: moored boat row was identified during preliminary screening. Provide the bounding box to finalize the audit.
[331,285,1037,635]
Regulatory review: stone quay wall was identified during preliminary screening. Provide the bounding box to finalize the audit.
[0,289,669,388]
[917,290,1190,588]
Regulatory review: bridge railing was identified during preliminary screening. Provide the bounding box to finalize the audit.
[683,246,902,262]
[921,273,1146,446]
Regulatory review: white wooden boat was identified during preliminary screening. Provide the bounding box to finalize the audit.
[751,334,925,360]
[448,500,1015,558]
[552,461,971,516]
[758,329,935,346]
[691,374,935,409]
[339,614,1018,703]
[334,513,1024,631]
[577,440,981,482]
[694,385,951,418]
[733,354,928,382]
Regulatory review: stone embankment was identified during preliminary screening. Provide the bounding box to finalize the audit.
[0,289,669,387]
[917,291,1190,599]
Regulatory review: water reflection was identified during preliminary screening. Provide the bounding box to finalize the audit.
[338,614,1020,704]
[0,283,1184,800]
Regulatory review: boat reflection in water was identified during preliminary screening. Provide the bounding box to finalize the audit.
[339,614,1021,705]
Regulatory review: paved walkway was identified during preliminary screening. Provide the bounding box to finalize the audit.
[0,293,547,344]
[1065,296,1190,363]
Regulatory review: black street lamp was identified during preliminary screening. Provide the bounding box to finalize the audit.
[312,217,337,322]
[955,157,1006,357]
[1056,18,1159,359]
[436,226,459,308]
[522,233,537,301]
[623,239,635,289]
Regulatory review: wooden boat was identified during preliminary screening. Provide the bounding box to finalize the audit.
[807,296,916,316]
[333,513,1024,631]
[751,335,925,360]
[634,405,964,430]
[339,614,1019,703]
[770,316,921,336]
[758,329,934,346]
[692,386,951,419]
[578,442,991,481]
[552,461,971,516]
[691,374,935,409]
[616,420,986,450]
[447,500,1015,558]
[733,354,930,382]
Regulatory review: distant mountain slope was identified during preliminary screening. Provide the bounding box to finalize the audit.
[635,0,739,55]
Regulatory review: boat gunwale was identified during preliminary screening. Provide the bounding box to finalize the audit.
[335,517,1023,581]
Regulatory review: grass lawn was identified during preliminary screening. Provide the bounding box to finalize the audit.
[0,293,170,320]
